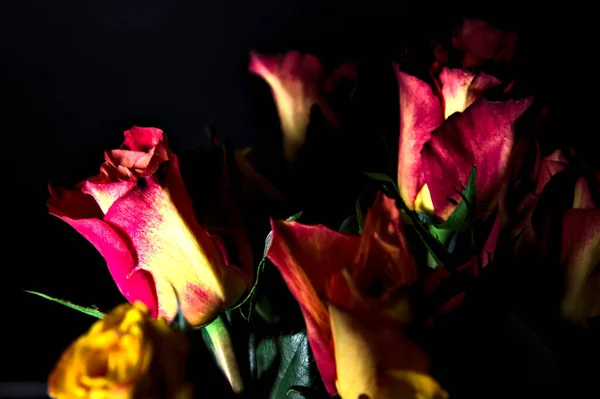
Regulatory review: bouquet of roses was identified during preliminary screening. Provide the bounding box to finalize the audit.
[29,18,598,399]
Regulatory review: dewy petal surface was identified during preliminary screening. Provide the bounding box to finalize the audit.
[422,98,533,220]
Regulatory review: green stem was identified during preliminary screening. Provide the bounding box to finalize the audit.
[204,315,244,394]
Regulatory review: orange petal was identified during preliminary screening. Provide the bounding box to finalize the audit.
[267,219,360,395]
[352,192,418,300]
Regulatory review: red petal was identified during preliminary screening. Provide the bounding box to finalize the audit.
[439,68,500,119]
[561,209,600,324]
[122,126,164,152]
[422,98,533,220]
[47,186,158,316]
[267,219,360,395]
[394,65,444,209]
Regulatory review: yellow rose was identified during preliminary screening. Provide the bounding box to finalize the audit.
[48,301,192,399]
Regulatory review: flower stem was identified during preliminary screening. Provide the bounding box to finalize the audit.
[204,315,244,394]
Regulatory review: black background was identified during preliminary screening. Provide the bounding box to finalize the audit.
[1,0,593,396]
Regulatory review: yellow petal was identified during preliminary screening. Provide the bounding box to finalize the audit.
[414,184,435,216]
[329,304,378,399]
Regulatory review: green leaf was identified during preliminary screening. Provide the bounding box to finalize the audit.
[287,386,330,399]
[256,331,317,399]
[24,290,105,319]
[286,211,303,222]
[394,198,451,267]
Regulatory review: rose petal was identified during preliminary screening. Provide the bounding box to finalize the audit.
[249,50,324,163]
[561,209,600,325]
[573,176,596,209]
[47,186,158,317]
[267,219,359,395]
[394,65,444,210]
[122,126,164,152]
[104,168,246,326]
[81,180,137,215]
[422,98,533,220]
[329,304,434,399]
[452,19,518,68]
[437,68,501,119]
[379,370,449,399]
[352,192,419,297]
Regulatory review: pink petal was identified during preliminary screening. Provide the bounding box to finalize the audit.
[47,186,158,316]
[104,161,246,327]
[394,65,444,210]
[422,98,533,220]
[561,209,600,325]
[122,126,164,152]
[267,219,360,395]
[249,50,325,163]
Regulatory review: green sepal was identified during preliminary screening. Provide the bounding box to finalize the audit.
[24,290,105,319]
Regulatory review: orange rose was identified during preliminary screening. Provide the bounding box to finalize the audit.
[48,302,192,399]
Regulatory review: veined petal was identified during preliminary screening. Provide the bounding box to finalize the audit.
[267,219,359,395]
[104,171,245,327]
[47,186,158,316]
[561,209,600,325]
[249,50,324,163]
[394,65,444,210]
[422,98,533,220]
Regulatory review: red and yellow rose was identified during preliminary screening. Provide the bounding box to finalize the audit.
[47,127,253,326]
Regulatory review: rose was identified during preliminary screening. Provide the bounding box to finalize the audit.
[452,18,518,69]
[47,127,253,326]
[394,65,532,221]
[501,147,599,326]
[48,301,192,399]
[249,50,357,163]
[267,192,448,398]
